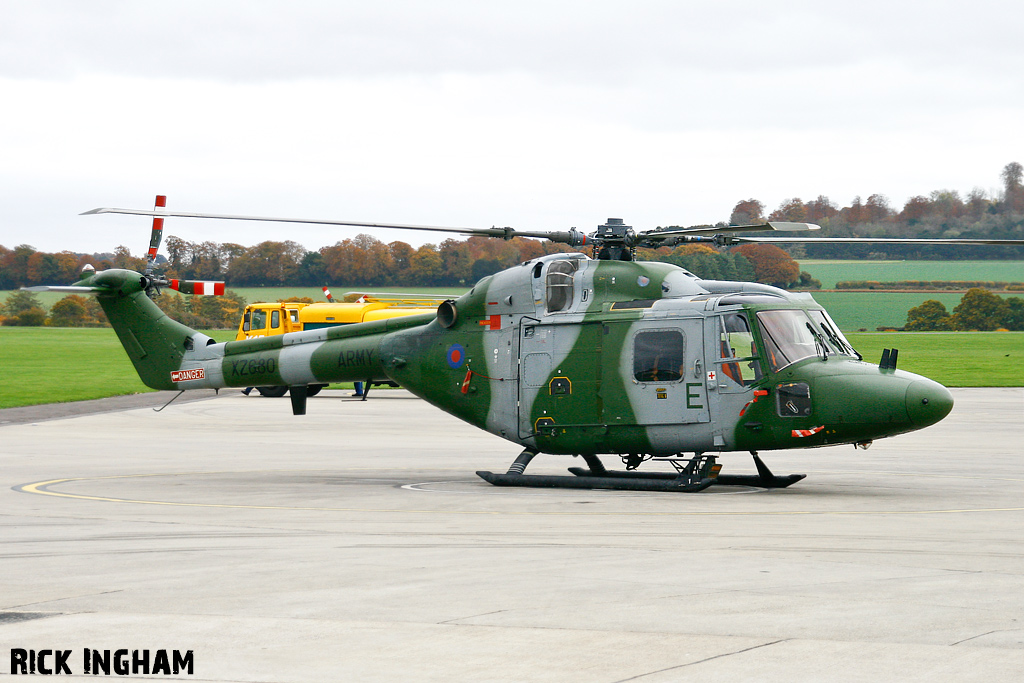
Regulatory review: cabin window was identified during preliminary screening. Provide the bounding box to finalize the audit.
[777,382,812,417]
[545,259,580,313]
[289,309,300,323]
[251,309,268,331]
[633,330,685,383]
[271,310,281,329]
[717,313,762,386]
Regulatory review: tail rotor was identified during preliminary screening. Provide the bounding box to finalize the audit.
[138,195,225,299]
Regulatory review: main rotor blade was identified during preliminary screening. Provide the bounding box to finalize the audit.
[644,221,822,239]
[21,285,105,293]
[83,207,569,242]
[731,236,1024,246]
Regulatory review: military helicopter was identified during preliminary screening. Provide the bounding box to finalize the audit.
[29,200,1024,492]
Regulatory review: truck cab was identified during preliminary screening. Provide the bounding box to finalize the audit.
[237,302,308,340]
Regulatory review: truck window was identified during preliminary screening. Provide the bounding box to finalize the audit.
[271,310,281,329]
[251,309,268,331]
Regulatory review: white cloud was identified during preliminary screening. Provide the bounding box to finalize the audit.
[0,1,1021,255]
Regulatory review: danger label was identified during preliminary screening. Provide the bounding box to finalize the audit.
[170,368,205,382]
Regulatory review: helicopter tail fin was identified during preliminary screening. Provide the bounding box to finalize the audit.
[30,269,198,390]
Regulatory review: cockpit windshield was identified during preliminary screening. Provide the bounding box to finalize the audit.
[808,309,860,359]
[757,309,859,372]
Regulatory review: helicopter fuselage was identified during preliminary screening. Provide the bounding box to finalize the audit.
[93,251,953,461]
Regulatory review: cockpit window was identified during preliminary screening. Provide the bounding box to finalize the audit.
[718,313,762,386]
[757,309,857,372]
[545,258,580,313]
[808,309,859,359]
[757,310,822,372]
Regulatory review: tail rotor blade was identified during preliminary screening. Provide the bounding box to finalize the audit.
[145,195,167,276]
[322,285,336,303]
[169,279,226,296]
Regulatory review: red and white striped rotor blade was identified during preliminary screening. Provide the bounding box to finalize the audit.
[322,285,336,303]
[146,195,166,275]
[169,279,226,296]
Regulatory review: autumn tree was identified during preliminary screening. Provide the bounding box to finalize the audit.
[730,244,800,288]
[729,199,765,225]
[0,244,36,287]
[864,194,894,223]
[843,196,865,224]
[409,244,443,285]
[228,240,306,286]
[155,290,247,329]
[440,238,473,285]
[899,196,931,224]
[769,198,808,222]
[388,241,414,284]
[24,251,75,285]
[805,196,839,223]
[112,245,146,272]
[48,295,101,327]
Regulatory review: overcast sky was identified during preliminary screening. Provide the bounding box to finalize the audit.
[1,0,1022,255]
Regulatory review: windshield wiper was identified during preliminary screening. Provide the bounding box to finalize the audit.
[805,322,829,362]
[819,320,861,360]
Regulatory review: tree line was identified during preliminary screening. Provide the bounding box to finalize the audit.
[1,160,1019,292]
[0,233,811,290]
[905,290,1024,331]
[0,289,247,330]
[725,161,1024,260]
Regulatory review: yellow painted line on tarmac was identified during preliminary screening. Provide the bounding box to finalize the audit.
[14,471,1024,517]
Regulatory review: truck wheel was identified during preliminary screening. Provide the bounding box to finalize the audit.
[256,386,288,398]
[306,384,326,397]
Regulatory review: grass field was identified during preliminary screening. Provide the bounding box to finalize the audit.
[808,291,1021,331]
[797,260,1024,289]
[846,332,1023,387]
[1,327,1019,409]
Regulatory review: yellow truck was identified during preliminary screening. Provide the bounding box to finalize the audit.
[235,293,446,397]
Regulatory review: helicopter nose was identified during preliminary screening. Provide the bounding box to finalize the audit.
[905,379,954,427]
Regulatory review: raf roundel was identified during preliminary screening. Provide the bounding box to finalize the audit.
[447,343,466,369]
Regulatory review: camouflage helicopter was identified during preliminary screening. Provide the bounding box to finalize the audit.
[29,200,1024,492]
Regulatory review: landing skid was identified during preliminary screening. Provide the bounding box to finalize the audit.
[476,451,805,493]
